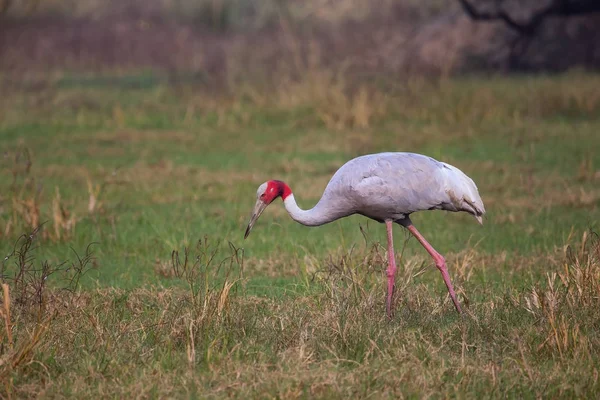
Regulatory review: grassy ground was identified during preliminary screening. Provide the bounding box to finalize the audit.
[1,71,600,398]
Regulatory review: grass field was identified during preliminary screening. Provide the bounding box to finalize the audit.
[1,71,600,398]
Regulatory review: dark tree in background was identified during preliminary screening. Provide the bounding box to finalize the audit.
[457,0,600,69]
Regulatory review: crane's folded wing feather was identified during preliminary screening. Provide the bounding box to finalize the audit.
[325,152,485,223]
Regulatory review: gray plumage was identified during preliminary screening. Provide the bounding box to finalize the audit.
[288,152,485,226]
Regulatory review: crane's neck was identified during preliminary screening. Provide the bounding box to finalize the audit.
[283,194,330,226]
[282,193,346,227]
[269,180,351,227]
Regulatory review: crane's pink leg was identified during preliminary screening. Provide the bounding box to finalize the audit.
[406,224,462,314]
[385,220,397,319]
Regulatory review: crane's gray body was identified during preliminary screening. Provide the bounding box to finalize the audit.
[245,152,478,315]
[306,152,485,225]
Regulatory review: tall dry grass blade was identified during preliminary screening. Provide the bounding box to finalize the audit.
[186,319,196,367]
[0,283,12,350]
[86,174,100,213]
[217,280,237,318]
[12,197,40,231]
[52,187,63,241]
[52,186,76,241]
[7,315,52,372]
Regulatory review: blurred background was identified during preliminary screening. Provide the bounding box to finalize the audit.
[2,0,600,76]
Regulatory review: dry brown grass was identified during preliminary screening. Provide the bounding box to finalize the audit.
[51,187,77,241]
[521,231,600,358]
[1,229,599,397]
[0,228,95,396]
[1,148,95,241]
[270,68,389,130]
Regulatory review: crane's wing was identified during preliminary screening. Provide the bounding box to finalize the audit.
[329,152,485,223]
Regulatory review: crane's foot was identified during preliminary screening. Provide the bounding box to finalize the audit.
[435,257,463,314]
[450,294,463,315]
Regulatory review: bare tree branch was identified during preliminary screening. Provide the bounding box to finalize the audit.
[457,0,533,34]
[458,0,600,35]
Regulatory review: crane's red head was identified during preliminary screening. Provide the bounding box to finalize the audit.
[244,180,292,239]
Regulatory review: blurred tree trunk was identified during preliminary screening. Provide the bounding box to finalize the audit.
[457,0,600,70]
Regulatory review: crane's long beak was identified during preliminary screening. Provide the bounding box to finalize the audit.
[244,199,268,239]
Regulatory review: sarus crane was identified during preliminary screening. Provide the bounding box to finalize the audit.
[244,152,485,317]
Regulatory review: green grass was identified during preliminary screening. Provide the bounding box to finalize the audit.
[1,71,600,398]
